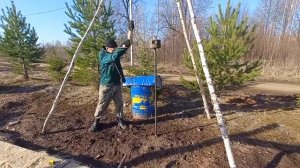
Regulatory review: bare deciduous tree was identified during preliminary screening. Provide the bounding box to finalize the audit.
[250,0,300,77]
[155,0,212,67]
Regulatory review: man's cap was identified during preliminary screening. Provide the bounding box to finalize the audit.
[105,39,118,48]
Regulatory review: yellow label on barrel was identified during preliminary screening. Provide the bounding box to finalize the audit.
[132,96,147,104]
[139,105,147,110]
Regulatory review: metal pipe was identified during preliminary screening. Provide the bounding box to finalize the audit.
[129,0,134,66]
[154,48,158,136]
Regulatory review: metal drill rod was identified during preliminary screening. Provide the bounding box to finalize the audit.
[154,48,158,136]
[150,38,160,136]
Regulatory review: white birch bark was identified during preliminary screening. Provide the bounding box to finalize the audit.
[42,0,105,133]
[185,0,236,167]
[176,1,210,119]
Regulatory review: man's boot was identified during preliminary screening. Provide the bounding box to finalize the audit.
[118,117,127,130]
[90,119,101,132]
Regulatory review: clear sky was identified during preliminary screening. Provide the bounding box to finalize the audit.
[213,0,259,14]
[0,0,73,44]
[0,0,259,44]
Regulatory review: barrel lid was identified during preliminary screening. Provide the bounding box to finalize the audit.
[123,75,162,87]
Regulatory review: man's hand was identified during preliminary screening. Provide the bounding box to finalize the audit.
[129,20,134,31]
[122,77,126,83]
[127,31,133,42]
[121,21,134,48]
[120,39,131,48]
[127,21,134,42]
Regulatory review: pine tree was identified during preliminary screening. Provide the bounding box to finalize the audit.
[182,0,261,91]
[127,43,154,76]
[64,0,116,85]
[0,1,44,80]
[47,55,67,83]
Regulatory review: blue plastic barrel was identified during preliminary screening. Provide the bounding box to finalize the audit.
[131,85,154,119]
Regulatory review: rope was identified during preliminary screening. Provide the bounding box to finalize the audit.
[25,7,67,16]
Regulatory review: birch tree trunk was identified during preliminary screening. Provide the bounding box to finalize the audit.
[185,0,236,167]
[42,0,105,133]
[176,1,210,119]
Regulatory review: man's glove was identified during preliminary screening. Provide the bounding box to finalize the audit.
[127,31,133,42]
[122,77,126,83]
[120,39,131,48]
[129,20,134,31]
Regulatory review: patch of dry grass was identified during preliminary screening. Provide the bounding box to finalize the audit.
[259,65,300,83]
[225,110,300,144]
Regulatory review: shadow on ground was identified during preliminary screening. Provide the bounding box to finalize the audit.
[124,123,300,167]
[0,84,48,94]
[1,120,299,168]
[0,100,25,127]
[157,85,298,118]
[221,94,298,112]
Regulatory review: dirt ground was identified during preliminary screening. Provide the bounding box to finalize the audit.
[0,62,300,167]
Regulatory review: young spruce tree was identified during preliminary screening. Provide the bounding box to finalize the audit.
[0,1,44,80]
[127,43,154,76]
[182,0,261,91]
[64,0,115,85]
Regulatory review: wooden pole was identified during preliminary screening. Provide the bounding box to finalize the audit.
[176,0,211,119]
[42,0,105,133]
[185,0,236,167]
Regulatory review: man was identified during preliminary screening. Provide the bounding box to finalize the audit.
[90,37,131,132]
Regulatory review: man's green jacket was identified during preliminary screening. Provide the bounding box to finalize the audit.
[98,47,127,85]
